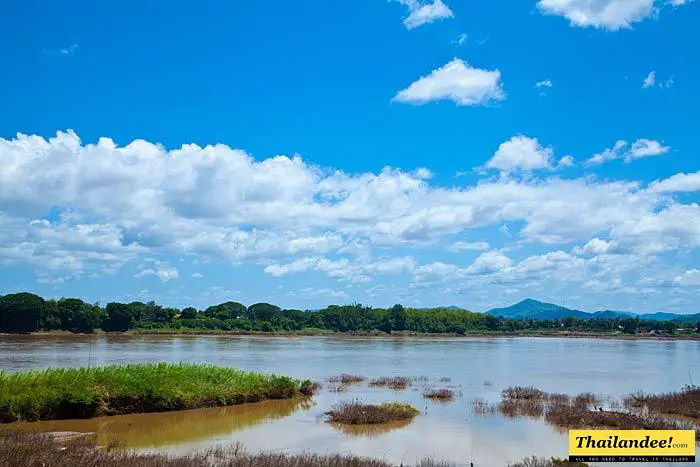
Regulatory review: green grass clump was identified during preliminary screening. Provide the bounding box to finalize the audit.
[325,401,420,425]
[0,363,310,422]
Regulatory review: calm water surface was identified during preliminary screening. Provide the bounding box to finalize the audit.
[2,335,699,466]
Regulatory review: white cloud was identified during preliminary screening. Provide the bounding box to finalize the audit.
[587,140,628,165]
[557,155,575,168]
[288,287,348,300]
[535,79,553,89]
[649,171,700,193]
[450,241,490,252]
[2,129,700,303]
[485,135,554,172]
[586,139,669,165]
[537,0,656,30]
[45,43,78,57]
[574,238,614,255]
[264,257,319,277]
[642,71,675,89]
[466,251,513,274]
[453,33,468,45]
[627,139,670,161]
[135,263,179,282]
[191,272,204,278]
[393,59,505,107]
[396,0,454,29]
[673,269,700,287]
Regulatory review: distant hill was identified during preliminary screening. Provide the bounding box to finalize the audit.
[589,310,637,320]
[487,299,589,320]
[487,299,700,323]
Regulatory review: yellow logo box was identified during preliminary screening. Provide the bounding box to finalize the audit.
[569,430,696,460]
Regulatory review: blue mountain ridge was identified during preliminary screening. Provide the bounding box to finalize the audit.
[486,299,699,322]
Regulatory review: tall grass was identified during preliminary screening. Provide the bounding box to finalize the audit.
[624,387,700,419]
[0,428,594,466]
[325,401,420,425]
[0,363,311,422]
[369,376,411,390]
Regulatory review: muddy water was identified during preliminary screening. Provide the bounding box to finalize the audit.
[2,335,699,466]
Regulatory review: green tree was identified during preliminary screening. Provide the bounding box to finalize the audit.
[390,304,406,331]
[0,293,46,333]
[57,298,104,333]
[247,303,281,322]
[203,302,246,320]
[180,307,199,320]
[102,302,137,332]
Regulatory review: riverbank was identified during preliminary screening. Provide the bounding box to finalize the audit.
[0,363,314,422]
[94,329,700,340]
[0,428,585,467]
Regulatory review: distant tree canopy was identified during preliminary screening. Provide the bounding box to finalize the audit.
[0,293,47,333]
[0,292,698,336]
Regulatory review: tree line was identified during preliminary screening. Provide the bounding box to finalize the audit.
[0,292,698,336]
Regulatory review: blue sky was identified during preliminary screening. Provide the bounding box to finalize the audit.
[1,0,699,313]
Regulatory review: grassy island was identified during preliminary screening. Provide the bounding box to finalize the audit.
[0,363,315,422]
[325,401,420,425]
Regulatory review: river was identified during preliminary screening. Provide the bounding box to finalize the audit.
[1,335,698,466]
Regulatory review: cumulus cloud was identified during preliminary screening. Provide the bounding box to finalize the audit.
[485,135,554,172]
[574,238,614,255]
[643,71,656,88]
[557,155,575,168]
[135,263,180,282]
[393,59,505,107]
[627,139,671,161]
[649,171,700,193]
[535,79,553,89]
[395,0,454,29]
[586,139,669,165]
[1,130,699,307]
[466,251,513,274]
[673,269,700,287]
[537,0,657,30]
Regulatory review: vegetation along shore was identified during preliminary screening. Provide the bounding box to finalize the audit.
[1,292,698,338]
[0,363,315,422]
[0,428,588,467]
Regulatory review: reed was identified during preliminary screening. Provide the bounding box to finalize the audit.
[502,386,546,400]
[499,399,545,418]
[0,428,598,467]
[0,363,309,422]
[624,387,700,419]
[369,376,411,390]
[0,428,397,466]
[325,401,420,425]
[544,404,697,436]
[422,388,456,401]
[327,374,366,385]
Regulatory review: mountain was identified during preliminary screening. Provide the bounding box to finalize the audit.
[487,299,700,323]
[640,312,700,323]
[589,310,636,320]
[487,299,589,320]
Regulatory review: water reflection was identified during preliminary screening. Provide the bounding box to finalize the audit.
[329,419,414,438]
[14,398,310,449]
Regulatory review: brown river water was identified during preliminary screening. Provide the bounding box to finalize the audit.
[1,335,699,466]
